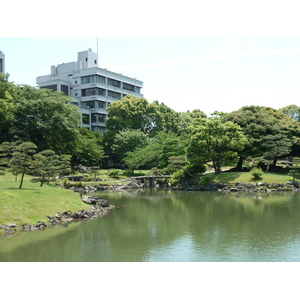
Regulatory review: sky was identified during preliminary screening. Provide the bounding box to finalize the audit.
[1,36,300,116]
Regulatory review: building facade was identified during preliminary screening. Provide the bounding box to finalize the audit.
[36,49,143,134]
[0,50,5,74]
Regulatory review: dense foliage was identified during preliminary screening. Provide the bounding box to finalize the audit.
[1,74,300,180]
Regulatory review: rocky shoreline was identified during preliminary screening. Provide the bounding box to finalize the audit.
[172,180,300,192]
[2,179,300,237]
[0,196,115,237]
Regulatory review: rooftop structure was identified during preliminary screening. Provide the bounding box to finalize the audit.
[36,49,143,134]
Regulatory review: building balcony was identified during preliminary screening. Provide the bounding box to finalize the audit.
[91,121,106,127]
[81,95,107,102]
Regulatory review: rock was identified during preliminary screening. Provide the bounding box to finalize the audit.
[0,225,9,230]
[8,223,17,228]
[118,180,142,189]
[36,222,47,230]
[245,183,256,189]
[47,216,60,224]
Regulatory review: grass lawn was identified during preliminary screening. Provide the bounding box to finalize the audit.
[0,168,149,226]
[207,171,294,185]
[0,172,89,226]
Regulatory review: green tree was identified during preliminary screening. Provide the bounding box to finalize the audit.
[280,104,300,122]
[33,150,59,187]
[121,131,187,172]
[73,127,105,167]
[104,96,181,165]
[9,142,37,189]
[106,95,150,132]
[225,106,300,171]
[112,129,150,162]
[0,141,20,167]
[11,86,81,153]
[57,155,72,177]
[123,142,162,173]
[178,109,207,134]
[288,157,300,181]
[0,74,18,142]
[147,101,180,136]
[188,117,247,174]
[261,133,293,172]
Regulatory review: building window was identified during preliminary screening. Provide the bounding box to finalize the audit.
[82,101,96,109]
[91,113,106,123]
[82,114,90,125]
[108,90,121,100]
[61,84,69,96]
[107,78,121,88]
[41,84,58,92]
[82,88,105,96]
[99,101,106,108]
[123,82,135,92]
[92,126,106,134]
[81,75,105,84]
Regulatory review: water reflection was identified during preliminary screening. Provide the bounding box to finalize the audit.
[1,190,300,262]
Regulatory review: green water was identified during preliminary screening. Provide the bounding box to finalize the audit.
[1,189,300,262]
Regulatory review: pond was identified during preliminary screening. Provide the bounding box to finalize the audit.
[1,189,300,262]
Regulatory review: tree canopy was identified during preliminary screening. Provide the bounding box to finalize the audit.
[188,117,247,174]
[11,86,81,153]
[225,106,300,171]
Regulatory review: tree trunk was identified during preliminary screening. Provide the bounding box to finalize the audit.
[236,156,244,171]
[40,175,45,187]
[214,155,222,175]
[179,167,201,179]
[19,173,25,189]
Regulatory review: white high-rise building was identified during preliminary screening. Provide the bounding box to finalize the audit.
[36,49,143,134]
[0,50,5,74]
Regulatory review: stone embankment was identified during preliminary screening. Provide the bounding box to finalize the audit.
[172,181,300,192]
[0,196,113,236]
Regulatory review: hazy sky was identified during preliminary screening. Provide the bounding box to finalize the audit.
[1,37,300,115]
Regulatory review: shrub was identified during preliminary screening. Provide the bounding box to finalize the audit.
[251,168,263,179]
[108,169,121,178]
[169,169,186,186]
[62,179,85,189]
[184,164,206,176]
[288,168,300,181]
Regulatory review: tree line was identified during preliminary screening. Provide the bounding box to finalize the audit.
[1,73,300,184]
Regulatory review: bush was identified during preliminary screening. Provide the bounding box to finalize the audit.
[169,169,186,186]
[288,168,300,181]
[184,164,206,176]
[201,174,214,184]
[63,179,85,189]
[251,168,263,179]
[169,164,206,186]
[108,169,121,178]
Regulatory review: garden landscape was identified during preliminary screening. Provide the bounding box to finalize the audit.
[2,72,300,262]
